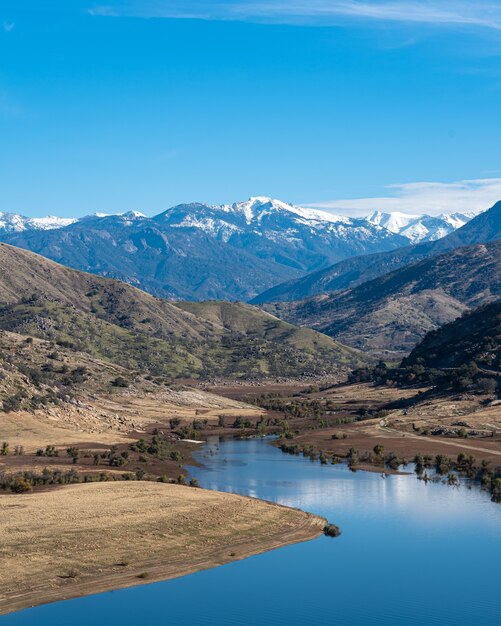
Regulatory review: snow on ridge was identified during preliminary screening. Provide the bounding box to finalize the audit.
[169,214,242,241]
[121,210,147,219]
[30,216,77,230]
[224,196,349,225]
[365,209,473,243]
[0,200,472,244]
[0,212,77,233]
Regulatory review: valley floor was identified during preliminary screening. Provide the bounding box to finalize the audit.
[203,381,501,468]
[1,377,499,617]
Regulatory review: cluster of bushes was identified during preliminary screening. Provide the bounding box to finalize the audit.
[36,444,58,457]
[129,433,184,462]
[246,393,335,421]
[350,360,499,397]
[0,467,153,494]
[232,416,255,429]
[414,452,501,502]
[0,463,202,494]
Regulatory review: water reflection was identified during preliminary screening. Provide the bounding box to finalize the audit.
[3,437,501,626]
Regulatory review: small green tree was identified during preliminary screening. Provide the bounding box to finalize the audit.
[66,447,80,464]
[11,476,32,493]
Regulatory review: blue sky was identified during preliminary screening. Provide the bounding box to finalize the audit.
[1,1,501,217]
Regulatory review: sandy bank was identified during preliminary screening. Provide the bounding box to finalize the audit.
[0,482,325,616]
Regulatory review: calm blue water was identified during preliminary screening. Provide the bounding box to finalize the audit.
[3,437,501,626]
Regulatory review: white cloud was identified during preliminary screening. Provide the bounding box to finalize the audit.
[307,178,501,216]
[88,1,501,31]
[2,21,15,33]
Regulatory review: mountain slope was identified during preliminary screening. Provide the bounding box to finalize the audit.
[253,200,501,303]
[0,198,409,301]
[403,300,501,371]
[0,243,363,378]
[265,241,501,354]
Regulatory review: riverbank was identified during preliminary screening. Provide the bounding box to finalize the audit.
[0,482,325,616]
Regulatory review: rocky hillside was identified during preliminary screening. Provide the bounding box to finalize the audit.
[403,300,501,372]
[253,200,501,303]
[265,241,501,355]
[352,301,501,399]
[0,243,363,380]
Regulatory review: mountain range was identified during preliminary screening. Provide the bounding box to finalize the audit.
[0,198,474,301]
[264,240,501,354]
[253,201,501,303]
[366,210,473,243]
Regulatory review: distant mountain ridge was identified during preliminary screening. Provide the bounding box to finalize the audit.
[264,240,501,355]
[0,197,411,301]
[0,197,477,301]
[253,200,501,303]
[366,210,474,243]
[0,200,474,243]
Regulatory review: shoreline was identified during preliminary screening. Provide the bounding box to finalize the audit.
[0,482,325,617]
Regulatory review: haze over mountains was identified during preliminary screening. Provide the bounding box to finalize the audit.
[0,197,474,301]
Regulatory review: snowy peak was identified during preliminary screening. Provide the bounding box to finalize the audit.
[365,210,474,243]
[155,197,350,234]
[0,208,147,234]
[121,210,147,219]
[228,197,348,225]
[366,210,422,232]
[81,210,147,221]
[0,212,76,233]
[0,201,474,245]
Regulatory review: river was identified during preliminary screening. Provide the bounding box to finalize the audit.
[2,437,501,625]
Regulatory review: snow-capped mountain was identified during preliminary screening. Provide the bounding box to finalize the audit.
[0,212,77,233]
[365,210,475,243]
[0,197,479,301]
[0,210,147,234]
[0,197,408,301]
[155,197,387,246]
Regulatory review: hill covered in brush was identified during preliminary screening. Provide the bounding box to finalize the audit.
[264,241,501,354]
[350,301,500,397]
[0,243,363,381]
[403,301,501,374]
